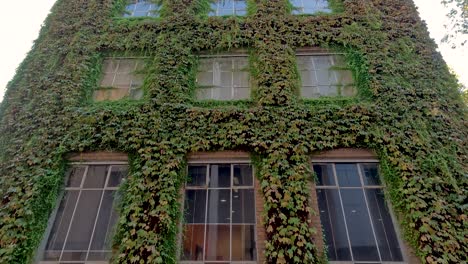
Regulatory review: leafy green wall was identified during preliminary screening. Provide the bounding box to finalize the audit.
[0,0,466,263]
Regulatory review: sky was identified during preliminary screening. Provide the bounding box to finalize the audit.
[0,1,466,103]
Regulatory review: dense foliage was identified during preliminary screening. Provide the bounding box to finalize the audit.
[0,0,466,263]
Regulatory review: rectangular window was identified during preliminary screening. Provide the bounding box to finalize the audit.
[196,54,250,100]
[290,0,331,14]
[209,0,247,16]
[39,163,128,263]
[313,162,405,263]
[124,0,160,17]
[180,163,257,263]
[297,53,355,98]
[94,58,144,101]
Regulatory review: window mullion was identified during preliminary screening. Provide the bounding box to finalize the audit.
[332,164,355,261]
[358,164,383,261]
[84,166,112,261]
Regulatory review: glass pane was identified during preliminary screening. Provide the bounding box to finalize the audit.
[197,72,214,86]
[316,189,351,261]
[83,166,108,188]
[209,164,231,187]
[184,190,207,223]
[64,190,103,251]
[366,189,403,261]
[45,191,80,252]
[205,225,230,261]
[233,87,250,99]
[116,60,136,73]
[187,165,207,187]
[340,189,379,261]
[313,164,335,186]
[301,85,318,98]
[207,190,230,223]
[66,166,86,187]
[335,163,361,187]
[232,189,255,223]
[300,70,316,86]
[361,163,381,186]
[233,165,252,186]
[181,225,205,260]
[232,225,256,261]
[61,251,87,261]
[107,165,127,187]
[89,191,117,253]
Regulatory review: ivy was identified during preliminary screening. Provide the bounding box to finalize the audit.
[0,0,467,264]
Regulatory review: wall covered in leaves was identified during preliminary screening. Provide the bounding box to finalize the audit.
[0,0,466,263]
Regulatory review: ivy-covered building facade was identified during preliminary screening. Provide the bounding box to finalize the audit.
[0,0,466,264]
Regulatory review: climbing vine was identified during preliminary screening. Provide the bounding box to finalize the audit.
[0,0,466,263]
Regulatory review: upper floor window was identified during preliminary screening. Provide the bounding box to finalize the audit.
[290,0,331,14]
[180,162,257,263]
[313,161,404,263]
[94,58,144,101]
[124,0,160,17]
[196,54,250,100]
[297,52,355,98]
[209,0,247,16]
[38,163,128,263]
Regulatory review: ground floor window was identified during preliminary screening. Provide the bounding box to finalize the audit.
[38,163,127,263]
[180,162,257,263]
[313,162,404,263]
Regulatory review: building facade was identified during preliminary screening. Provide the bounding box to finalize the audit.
[0,0,466,264]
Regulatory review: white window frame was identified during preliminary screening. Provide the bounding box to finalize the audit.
[124,0,160,17]
[209,0,247,16]
[179,158,258,264]
[296,52,354,98]
[311,158,409,264]
[290,0,331,15]
[196,53,250,101]
[36,161,128,264]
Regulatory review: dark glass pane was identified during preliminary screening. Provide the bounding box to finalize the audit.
[61,251,87,261]
[181,225,205,261]
[87,251,112,261]
[184,190,207,223]
[366,189,403,261]
[207,190,230,223]
[340,189,379,261]
[205,225,230,261]
[107,165,127,187]
[232,225,256,261]
[45,191,80,251]
[361,163,381,186]
[66,166,86,187]
[316,189,351,261]
[42,250,60,261]
[64,190,102,251]
[90,191,117,252]
[83,166,108,188]
[187,165,207,187]
[335,163,361,187]
[209,164,231,188]
[232,189,255,224]
[233,164,253,186]
[313,164,335,186]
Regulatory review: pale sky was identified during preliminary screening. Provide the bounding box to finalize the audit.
[0,1,466,103]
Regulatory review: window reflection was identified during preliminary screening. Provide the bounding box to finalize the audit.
[313,162,404,263]
[182,163,256,263]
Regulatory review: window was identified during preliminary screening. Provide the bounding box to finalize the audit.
[123,0,160,17]
[180,163,257,263]
[196,54,250,100]
[313,162,405,263]
[290,0,331,14]
[297,53,355,98]
[209,0,247,16]
[94,58,144,101]
[39,163,128,263]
